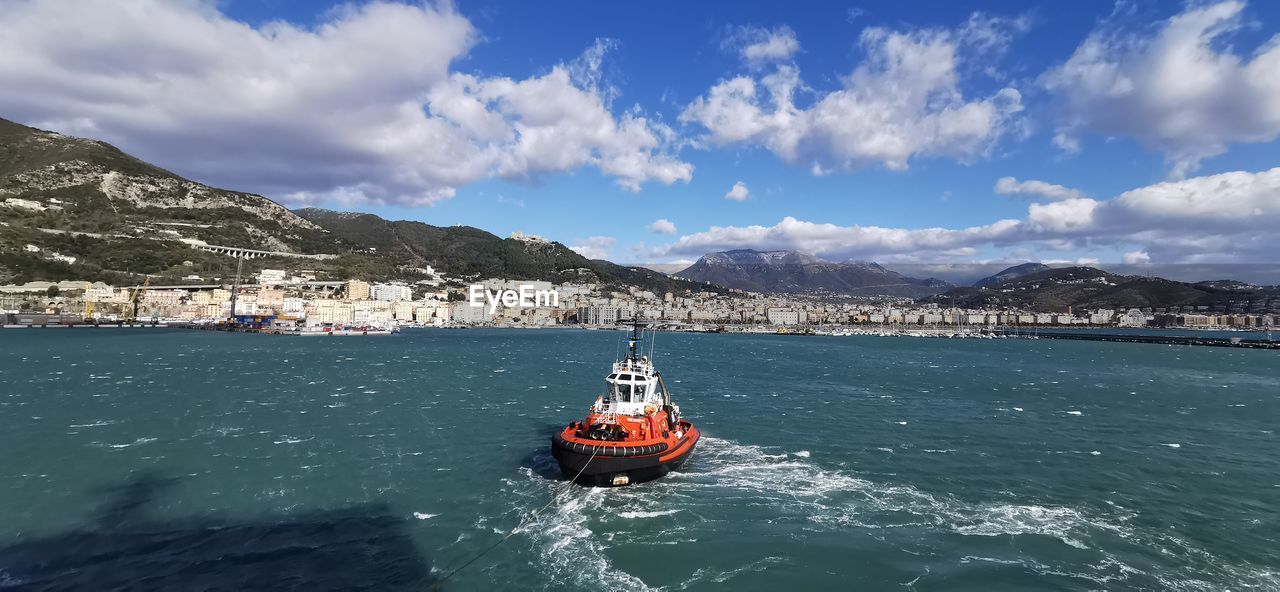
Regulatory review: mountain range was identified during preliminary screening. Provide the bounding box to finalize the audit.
[932,265,1279,312]
[2,115,1275,310]
[674,249,952,298]
[0,117,708,295]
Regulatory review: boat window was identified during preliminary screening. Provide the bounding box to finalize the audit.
[613,382,631,402]
[635,384,647,401]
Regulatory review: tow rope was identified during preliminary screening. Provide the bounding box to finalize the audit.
[431,448,599,589]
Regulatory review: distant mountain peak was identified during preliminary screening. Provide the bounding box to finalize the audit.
[700,249,826,266]
[974,262,1051,287]
[677,249,950,297]
[841,259,887,273]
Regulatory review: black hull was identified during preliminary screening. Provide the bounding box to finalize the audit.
[551,434,698,487]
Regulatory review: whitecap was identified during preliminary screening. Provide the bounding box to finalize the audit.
[413,512,438,520]
[106,437,157,449]
[793,450,811,458]
[618,509,681,519]
[1161,443,1181,448]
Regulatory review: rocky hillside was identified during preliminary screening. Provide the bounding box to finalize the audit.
[0,117,331,252]
[0,117,717,293]
[0,117,359,284]
[294,208,714,294]
[973,262,1050,287]
[674,249,951,298]
[931,266,1279,312]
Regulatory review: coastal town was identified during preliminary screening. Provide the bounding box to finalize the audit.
[2,267,1275,333]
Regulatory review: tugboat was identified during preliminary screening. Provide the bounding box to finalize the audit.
[551,321,700,486]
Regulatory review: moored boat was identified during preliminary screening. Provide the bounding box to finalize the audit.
[551,322,699,486]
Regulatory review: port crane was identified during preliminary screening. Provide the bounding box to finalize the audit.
[123,276,150,323]
[82,282,94,320]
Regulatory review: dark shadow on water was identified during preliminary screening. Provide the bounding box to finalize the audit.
[0,470,437,591]
[520,449,563,481]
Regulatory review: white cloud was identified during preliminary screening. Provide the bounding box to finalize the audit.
[568,236,616,260]
[1052,132,1081,153]
[1111,167,1280,223]
[1123,250,1151,264]
[658,166,1280,264]
[647,219,677,235]
[1026,198,1099,232]
[659,216,1020,262]
[0,1,692,206]
[682,15,1025,174]
[1041,1,1280,178]
[726,25,801,66]
[995,177,1087,201]
[725,181,751,201]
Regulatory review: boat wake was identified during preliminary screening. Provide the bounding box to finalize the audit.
[500,436,1277,590]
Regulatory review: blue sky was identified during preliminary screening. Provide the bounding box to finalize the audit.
[2,0,1278,270]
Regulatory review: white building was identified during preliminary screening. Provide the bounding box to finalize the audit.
[1118,309,1147,327]
[577,306,633,325]
[371,283,413,301]
[257,269,286,286]
[766,307,801,325]
[452,301,492,324]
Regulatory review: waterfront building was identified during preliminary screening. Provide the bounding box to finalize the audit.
[84,286,115,302]
[346,280,370,300]
[233,299,257,315]
[257,288,285,310]
[1089,309,1116,324]
[393,301,415,320]
[371,283,413,301]
[452,301,492,324]
[281,297,306,315]
[1118,309,1147,327]
[144,290,184,306]
[766,307,801,325]
[306,299,354,325]
[257,269,286,286]
[577,305,633,325]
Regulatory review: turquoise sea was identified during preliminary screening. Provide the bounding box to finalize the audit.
[1,328,1277,591]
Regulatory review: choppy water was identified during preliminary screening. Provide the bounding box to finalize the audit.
[1,328,1277,591]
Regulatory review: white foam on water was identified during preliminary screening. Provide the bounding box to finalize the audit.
[618,509,681,519]
[518,480,658,591]
[952,505,1097,549]
[1161,443,1182,448]
[68,420,113,428]
[497,436,1273,591]
[1064,410,1083,416]
[413,512,438,520]
[711,437,1280,590]
[793,450,810,458]
[103,437,157,449]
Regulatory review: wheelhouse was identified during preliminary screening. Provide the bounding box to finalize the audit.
[598,357,666,416]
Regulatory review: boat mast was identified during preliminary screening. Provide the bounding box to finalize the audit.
[626,319,642,361]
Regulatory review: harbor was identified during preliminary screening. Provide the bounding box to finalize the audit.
[2,327,1277,590]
